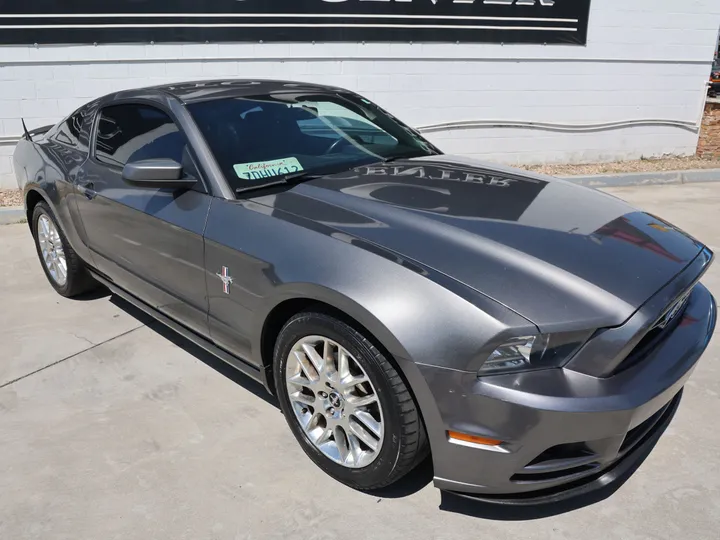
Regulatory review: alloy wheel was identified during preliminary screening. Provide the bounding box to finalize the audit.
[285,335,384,468]
[37,214,68,286]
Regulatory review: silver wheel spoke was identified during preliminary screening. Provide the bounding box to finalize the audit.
[315,427,333,446]
[347,432,364,463]
[302,343,325,374]
[348,419,379,452]
[337,349,350,380]
[305,412,323,433]
[294,350,319,383]
[286,335,384,469]
[334,427,350,463]
[353,410,382,439]
[289,390,315,407]
[346,393,377,408]
[341,374,368,389]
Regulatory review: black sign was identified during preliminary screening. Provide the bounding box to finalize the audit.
[0,0,591,46]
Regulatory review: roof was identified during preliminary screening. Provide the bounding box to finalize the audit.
[145,79,350,104]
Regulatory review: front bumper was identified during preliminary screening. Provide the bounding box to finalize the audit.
[422,281,716,502]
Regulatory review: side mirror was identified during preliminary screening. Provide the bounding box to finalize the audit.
[122,159,196,190]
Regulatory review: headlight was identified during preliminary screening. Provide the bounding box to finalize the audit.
[478,331,592,376]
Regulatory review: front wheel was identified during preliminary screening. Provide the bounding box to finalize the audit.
[274,311,428,490]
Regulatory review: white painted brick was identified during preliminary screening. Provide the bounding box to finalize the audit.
[64,45,108,61]
[0,46,31,62]
[36,81,76,99]
[26,46,71,62]
[92,63,130,79]
[0,66,18,80]
[356,75,393,92]
[304,62,343,75]
[181,44,220,59]
[216,43,256,58]
[143,44,182,59]
[1,118,18,135]
[2,81,36,100]
[72,78,118,99]
[253,44,291,58]
[128,62,167,78]
[202,61,240,77]
[0,100,21,119]
[102,44,146,60]
[20,99,58,118]
[237,62,278,78]
[0,154,12,175]
[165,61,206,79]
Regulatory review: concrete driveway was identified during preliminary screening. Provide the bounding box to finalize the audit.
[1,183,719,540]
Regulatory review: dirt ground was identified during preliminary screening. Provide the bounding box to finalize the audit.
[0,189,23,208]
[522,156,720,177]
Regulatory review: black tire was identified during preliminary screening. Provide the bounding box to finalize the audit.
[31,201,96,298]
[274,310,428,490]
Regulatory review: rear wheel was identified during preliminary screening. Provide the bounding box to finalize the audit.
[274,311,428,490]
[31,201,96,297]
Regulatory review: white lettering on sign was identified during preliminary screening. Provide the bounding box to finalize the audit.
[322,0,555,5]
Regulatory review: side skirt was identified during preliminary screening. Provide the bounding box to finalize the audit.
[90,271,267,387]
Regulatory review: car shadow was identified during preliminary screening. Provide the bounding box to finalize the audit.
[73,287,112,301]
[368,456,435,498]
[108,294,279,410]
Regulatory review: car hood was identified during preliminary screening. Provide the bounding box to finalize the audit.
[258,156,704,332]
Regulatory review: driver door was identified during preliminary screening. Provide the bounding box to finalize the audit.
[75,102,211,336]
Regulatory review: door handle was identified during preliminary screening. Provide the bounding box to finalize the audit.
[79,181,96,200]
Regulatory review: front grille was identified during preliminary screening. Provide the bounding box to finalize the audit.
[511,443,601,484]
[511,464,599,483]
[618,398,674,457]
[511,392,681,487]
[612,289,692,374]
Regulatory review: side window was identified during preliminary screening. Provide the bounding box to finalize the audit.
[51,110,88,151]
[94,104,186,168]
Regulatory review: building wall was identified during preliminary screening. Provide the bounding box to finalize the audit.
[1,0,720,189]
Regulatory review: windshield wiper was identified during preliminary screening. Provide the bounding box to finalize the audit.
[235,171,323,195]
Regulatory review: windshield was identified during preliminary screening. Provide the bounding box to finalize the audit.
[187,91,439,193]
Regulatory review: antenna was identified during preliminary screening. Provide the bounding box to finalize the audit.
[21,118,33,142]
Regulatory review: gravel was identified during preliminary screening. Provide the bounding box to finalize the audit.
[0,189,22,208]
[521,156,720,177]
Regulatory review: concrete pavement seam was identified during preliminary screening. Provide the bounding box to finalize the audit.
[0,324,145,390]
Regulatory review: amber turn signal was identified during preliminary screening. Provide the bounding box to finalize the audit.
[447,431,503,447]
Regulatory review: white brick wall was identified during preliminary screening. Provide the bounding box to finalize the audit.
[1,0,719,189]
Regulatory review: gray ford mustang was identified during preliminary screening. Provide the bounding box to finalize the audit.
[13,80,716,504]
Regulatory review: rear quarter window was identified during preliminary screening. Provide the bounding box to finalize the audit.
[48,109,90,152]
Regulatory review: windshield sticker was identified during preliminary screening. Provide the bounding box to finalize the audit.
[233,157,303,180]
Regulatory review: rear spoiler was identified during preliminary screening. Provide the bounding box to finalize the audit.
[21,118,54,141]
